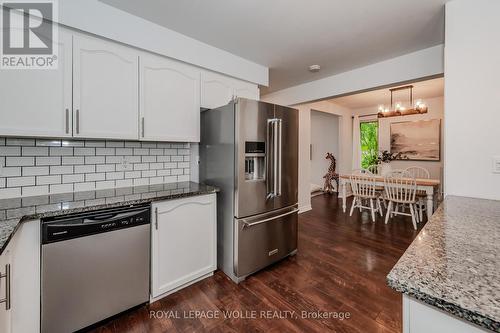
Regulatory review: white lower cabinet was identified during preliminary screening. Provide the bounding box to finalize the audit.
[151,194,217,299]
[0,220,40,333]
[403,294,488,333]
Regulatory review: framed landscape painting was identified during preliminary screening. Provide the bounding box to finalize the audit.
[390,119,441,161]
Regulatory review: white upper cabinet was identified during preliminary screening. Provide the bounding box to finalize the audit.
[201,70,260,109]
[233,79,260,101]
[140,53,200,142]
[73,33,139,140]
[200,71,235,110]
[0,29,72,138]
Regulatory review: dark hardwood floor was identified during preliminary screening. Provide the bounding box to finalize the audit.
[90,195,425,333]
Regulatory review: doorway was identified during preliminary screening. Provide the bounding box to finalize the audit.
[310,110,340,195]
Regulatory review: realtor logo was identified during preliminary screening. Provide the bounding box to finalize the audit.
[1,0,58,69]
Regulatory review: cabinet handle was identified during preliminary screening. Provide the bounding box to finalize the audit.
[141,117,145,138]
[0,264,11,310]
[154,207,158,230]
[65,108,70,134]
[76,109,80,134]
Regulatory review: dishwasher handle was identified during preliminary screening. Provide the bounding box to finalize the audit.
[83,209,149,224]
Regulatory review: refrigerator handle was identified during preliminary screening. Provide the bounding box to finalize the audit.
[273,120,279,197]
[266,119,274,199]
[277,119,282,196]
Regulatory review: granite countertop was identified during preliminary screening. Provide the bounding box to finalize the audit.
[387,196,500,332]
[0,181,218,255]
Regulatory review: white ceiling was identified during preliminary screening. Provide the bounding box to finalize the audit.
[100,0,447,93]
[330,77,444,109]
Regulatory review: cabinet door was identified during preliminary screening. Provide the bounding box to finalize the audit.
[73,33,139,140]
[233,79,260,100]
[0,247,12,333]
[200,71,234,109]
[0,29,72,138]
[151,194,216,298]
[140,53,200,142]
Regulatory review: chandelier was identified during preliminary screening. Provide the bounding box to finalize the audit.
[377,85,428,118]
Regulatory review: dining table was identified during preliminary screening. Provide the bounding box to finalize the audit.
[339,174,441,219]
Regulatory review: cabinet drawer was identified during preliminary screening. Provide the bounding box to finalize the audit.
[234,207,298,277]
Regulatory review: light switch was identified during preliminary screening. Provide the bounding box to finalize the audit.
[493,156,500,174]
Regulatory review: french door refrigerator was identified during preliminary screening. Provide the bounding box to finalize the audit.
[200,98,298,283]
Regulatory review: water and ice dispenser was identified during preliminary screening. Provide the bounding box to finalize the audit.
[244,141,265,181]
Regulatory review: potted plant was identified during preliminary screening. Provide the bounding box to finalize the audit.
[376,150,407,175]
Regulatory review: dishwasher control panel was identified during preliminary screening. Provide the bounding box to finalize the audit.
[41,204,151,244]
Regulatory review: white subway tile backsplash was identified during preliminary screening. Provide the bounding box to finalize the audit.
[37,175,61,185]
[36,139,62,147]
[2,167,22,177]
[36,156,61,166]
[62,140,84,147]
[75,164,96,173]
[86,173,105,182]
[157,156,170,163]
[62,156,84,165]
[115,179,133,188]
[6,156,34,166]
[50,183,74,194]
[141,143,156,148]
[133,178,149,186]
[106,172,124,180]
[96,148,115,156]
[0,147,21,156]
[6,138,34,146]
[50,165,73,175]
[21,185,48,196]
[141,170,156,178]
[62,174,84,184]
[106,141,124,148]
[133,148,149,156]
[24,166,50,176]
[96,180,115,190]
[7,176,35,187]
[105,156,124,164]
[125,171,140,179]
[0,138,191,198]
[85,156,105,164]
[22,147,48,156]
[133,163,148,171]
[150,163,163,170]
[115,148,133,155]
[0,188,21,199]
[178,175,189,182]
[74,182,95,191]
[142,156,156,163]
[96,164,115,172]
[50,147,73,156]
[74,148,95,156]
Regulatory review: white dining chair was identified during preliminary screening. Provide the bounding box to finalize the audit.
[366,164,380,175]
[384,171,419,230]
[405,166,430,222]
[349,173,383,222]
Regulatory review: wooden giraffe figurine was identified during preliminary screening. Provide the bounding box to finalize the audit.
[323,152,339,194]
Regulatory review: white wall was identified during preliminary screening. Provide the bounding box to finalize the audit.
[295,101,352,212]
[310,111,339,188]
[354,96,444,180]
[445,0,500,200]
[1,1,268,85]
[262,45,444,106]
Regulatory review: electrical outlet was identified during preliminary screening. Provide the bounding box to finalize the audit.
[493,156,500,174]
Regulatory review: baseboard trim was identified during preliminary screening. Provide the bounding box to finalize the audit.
[299,205,312,213]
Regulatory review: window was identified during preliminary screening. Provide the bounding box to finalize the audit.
[360,121,378,168]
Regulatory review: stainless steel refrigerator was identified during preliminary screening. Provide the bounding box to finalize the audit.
[200,98,298,283]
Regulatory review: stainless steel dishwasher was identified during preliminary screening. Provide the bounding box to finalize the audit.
[41,204,151,333]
